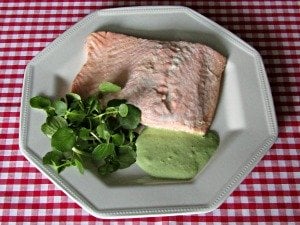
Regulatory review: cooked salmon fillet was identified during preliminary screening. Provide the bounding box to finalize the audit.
[71,31,226,135]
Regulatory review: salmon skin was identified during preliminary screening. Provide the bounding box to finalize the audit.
[71,31,226,135]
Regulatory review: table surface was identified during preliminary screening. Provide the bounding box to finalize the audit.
[0,0,299,224]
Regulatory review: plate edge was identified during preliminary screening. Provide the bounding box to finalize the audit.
[19,6,279,219]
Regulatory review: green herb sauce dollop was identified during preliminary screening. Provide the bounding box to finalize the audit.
[136,128,219,179]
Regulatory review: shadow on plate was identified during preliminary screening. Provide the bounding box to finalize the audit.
[82,159,194,187]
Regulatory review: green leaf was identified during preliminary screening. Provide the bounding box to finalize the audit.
[66,93,84,112]
[45,107,56,116]
[118,104,141,129]
[99,82,121,93]
[98,160,120,176]
[85,96,100,114]
[105,107,118,114]
[69,101,84,111]
[32,88,142,176]
[41,123,55,137]
[53,100,67,116]
[63,150,73,159]
[51,127,76,152]
[66,110,86,123]
[74,159,84,174]
[41,116,68,137]
[96,124,110,141]
[42,150,66,173]
[75,138,90,152]
[47,116,68,128]
[112,133,124,146]
[43,150,64,164]
[118,104,128,117]
[92,143,115,161]
[117,145,137,169]
[79,128,91,140]
[30,96,51,109]
[66,93,81,105]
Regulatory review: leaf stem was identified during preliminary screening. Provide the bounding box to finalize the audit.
[53,160,72,169]
[72,147,92,157]
[90,131,101,142]
[93,109,118,120]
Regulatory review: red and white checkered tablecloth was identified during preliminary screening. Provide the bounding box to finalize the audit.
[0,0,299,224]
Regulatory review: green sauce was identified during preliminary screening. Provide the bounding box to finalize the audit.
[136,128,219,180]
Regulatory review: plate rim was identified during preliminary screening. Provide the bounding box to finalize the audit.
[19,6,278,218]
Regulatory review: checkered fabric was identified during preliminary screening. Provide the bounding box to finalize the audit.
[0,0,299,224]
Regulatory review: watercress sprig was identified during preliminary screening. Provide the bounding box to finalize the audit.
[30,82,141,175]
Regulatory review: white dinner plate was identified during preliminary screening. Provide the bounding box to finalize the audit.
[20,6,278,218]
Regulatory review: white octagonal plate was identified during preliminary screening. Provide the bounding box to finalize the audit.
[20,6,278,218]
